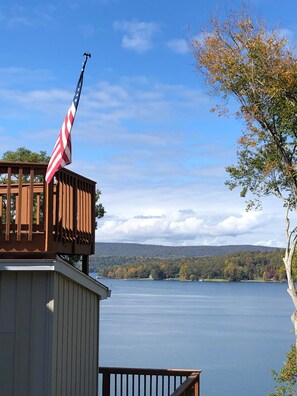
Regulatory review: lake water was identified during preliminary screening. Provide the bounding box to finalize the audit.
[97,279,295,396]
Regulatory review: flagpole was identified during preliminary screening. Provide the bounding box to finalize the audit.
[82,52,91,72]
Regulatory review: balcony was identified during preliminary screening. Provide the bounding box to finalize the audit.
[99,367,201,396]
[0,161,96,266]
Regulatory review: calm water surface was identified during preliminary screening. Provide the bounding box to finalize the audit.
[98,279,294,396]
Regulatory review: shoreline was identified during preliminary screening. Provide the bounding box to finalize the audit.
[96,276,286,283]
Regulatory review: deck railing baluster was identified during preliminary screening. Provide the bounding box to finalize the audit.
[0,161,96,261]
[144,375,147,396]
[102,372,111,396]
[132,374,135,396]
[5,166,12,241]
[168,376,170,396]
[121,373,123,396]
[16,167,23,241]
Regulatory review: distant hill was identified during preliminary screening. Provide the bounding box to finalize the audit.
[94,242,279,258]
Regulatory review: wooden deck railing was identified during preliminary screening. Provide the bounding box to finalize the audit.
[0,161,96,261]
[98,367,201,396]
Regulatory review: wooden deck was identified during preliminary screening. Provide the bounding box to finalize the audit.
[0,161,96,262]
[99,367,201,396]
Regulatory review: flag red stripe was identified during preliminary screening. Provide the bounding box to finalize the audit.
[45,65,85,184]
[45,106,76,183]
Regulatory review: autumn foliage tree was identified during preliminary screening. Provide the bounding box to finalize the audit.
[192,10,297,347]
[270,345,297,396]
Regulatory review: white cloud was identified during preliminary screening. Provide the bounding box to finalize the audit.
[113,19,160,53]
[167,39,189,54]
[90,161,287,247]
[169,217,205,234]
[0,67,55,90]
[95,205,284,247]
[0,4,56,28]
[212,212,262,236]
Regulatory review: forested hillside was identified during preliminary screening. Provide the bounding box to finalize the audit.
[94,242,276,258]
[90,246,285,282]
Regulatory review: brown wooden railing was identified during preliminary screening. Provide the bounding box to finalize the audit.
[98,368,201,396]
[0,161,96,261]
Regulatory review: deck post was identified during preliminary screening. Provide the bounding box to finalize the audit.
[194,377,200,396]
[102,372,111,396]
[45,178,54,253]
[82,254,89,275]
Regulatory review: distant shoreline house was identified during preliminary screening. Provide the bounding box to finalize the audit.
[0,161,201,396]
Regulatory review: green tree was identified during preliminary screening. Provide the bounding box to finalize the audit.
[95,189,105,227]
[192,8,297,349]
[150,267,166,280]
[224,260,238,281]
[1,147,49,184]
[179,263,191,280]
[2,147,49,163]
[270,345,297,396]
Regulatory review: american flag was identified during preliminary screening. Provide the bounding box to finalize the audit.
[45,55,89,183]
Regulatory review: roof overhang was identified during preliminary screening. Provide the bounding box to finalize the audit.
[0,257,111,299]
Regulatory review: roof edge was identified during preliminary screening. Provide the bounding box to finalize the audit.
[0,258,111,299]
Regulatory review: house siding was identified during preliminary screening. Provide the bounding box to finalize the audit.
[52,272,99,396]
[0,264,102,396]
[0,271,54,396]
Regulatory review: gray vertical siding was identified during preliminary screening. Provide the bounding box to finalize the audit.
[0,271,17,396]
[52,272,99,396]
[0,271,54,396]
[0,269,100,396]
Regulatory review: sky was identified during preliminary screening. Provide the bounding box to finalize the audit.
[1,0,297,247]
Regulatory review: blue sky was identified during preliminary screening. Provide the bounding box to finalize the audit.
[1,0,297,247]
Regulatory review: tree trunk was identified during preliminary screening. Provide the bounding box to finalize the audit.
[288,289,297,352]
[293,311,297,352]
[283,225,297,355]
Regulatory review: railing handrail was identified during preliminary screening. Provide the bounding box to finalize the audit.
[0,161,96,184]
[99,367,201,376]
[98,366,201,396]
